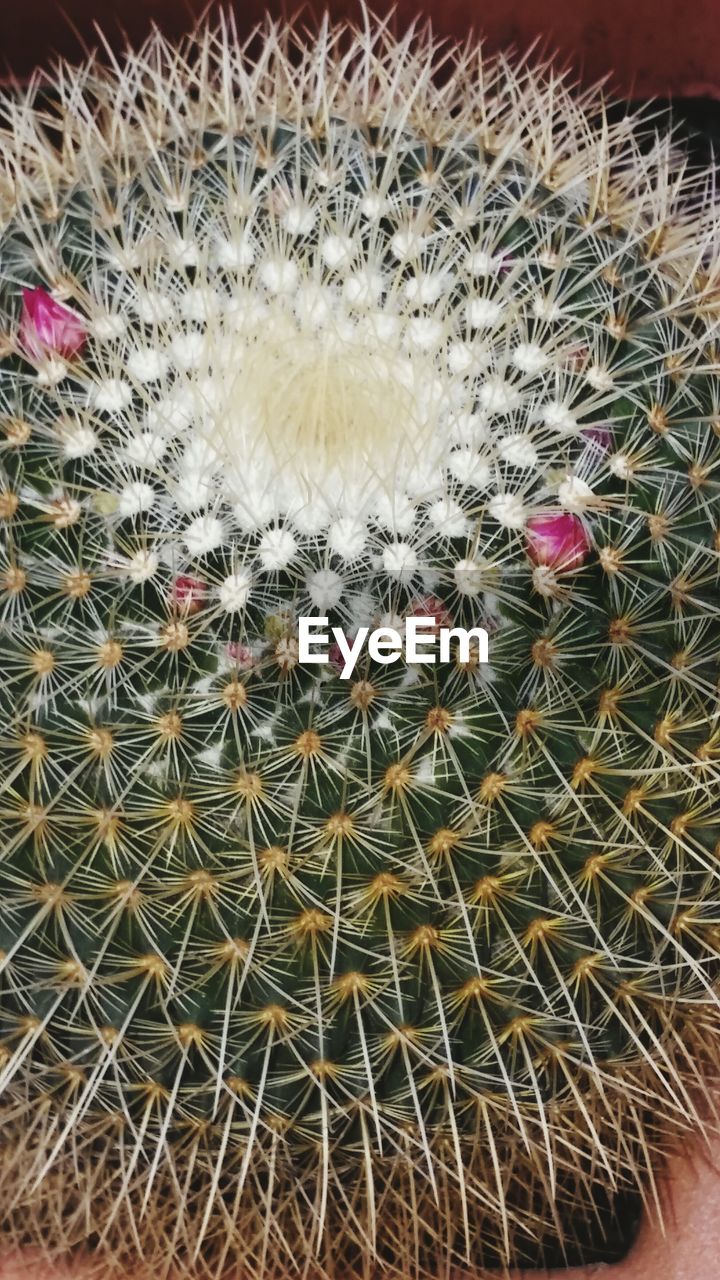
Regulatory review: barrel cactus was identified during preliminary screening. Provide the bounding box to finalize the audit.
[0,12,719,1277]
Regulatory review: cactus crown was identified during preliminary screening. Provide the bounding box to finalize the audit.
[0,12,719,1279]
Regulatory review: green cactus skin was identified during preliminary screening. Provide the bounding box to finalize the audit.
[0,14,719,1279]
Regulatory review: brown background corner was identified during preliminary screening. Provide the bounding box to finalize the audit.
[0,0,719,98]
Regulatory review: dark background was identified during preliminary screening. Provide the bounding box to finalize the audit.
[1,1,718,174]
[1,0,720,100]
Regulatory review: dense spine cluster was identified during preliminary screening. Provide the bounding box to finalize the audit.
[0,13,719,1278]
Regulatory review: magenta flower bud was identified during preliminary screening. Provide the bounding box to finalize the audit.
[226,641,256,670]
[328,642,342,671]
[526,512,591,571]
[171,575,207,614]
[411,594,454,633]
[562,342,589,371]
[328,636,352,673]
[581,424,613,452]
[19,287,87,361]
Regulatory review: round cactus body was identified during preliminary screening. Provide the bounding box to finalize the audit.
[0,15,719,1278]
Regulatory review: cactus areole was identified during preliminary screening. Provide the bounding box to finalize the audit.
[0,12,719,1279]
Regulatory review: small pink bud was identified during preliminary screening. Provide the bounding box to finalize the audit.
[562,342,589,371]
[581,424,613,452]
[19,287,87,361]
[226,641,256,670]
[328,637,350,673]
[526,513,591,572]
[171,575,207,614]
[411,595,454,633]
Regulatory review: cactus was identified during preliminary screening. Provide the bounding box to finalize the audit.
[0,12,719,1278]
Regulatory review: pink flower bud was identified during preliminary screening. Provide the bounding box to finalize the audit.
[526,513,591,571]
[171,575,207,614]
[562,342,589,371]
[328,637,350,673]
[226,641,256,670]
[581,424,613,452]
[19,287,87,361]
[410,594,454,633]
